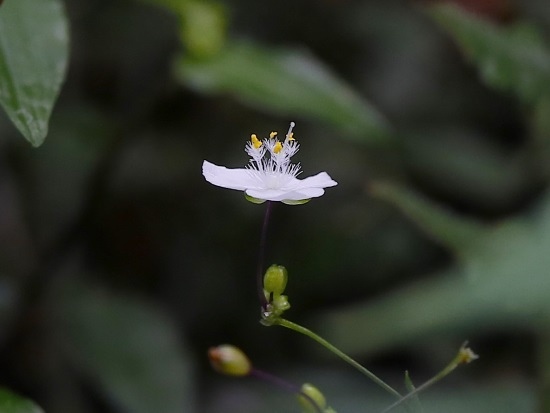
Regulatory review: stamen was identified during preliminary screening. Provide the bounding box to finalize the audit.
[251,134,262,149]
[273,141,283,154]
[269,131,277,139]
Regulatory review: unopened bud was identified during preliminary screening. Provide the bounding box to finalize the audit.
[208,345,252,377]
[264,264,288,297]
[298,383,327,413]
[272,294,290,312]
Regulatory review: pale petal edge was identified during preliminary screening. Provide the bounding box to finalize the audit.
[246,187,325,202]
[202,160,256,191]
[293,172,337,190]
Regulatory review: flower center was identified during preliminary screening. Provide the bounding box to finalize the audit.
[245,122,301,189]
[265,173,284,189]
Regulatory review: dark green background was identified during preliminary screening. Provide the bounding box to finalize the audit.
[1,0,549,412]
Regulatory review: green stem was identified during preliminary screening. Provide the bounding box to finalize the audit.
[381,364,457,413]
[380,343,477,413]
[275,318,401,399]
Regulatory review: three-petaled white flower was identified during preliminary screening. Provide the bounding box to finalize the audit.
[202,122,337,204]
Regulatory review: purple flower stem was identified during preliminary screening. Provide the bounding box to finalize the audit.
[257,200,273,309]
[250,368,324,413]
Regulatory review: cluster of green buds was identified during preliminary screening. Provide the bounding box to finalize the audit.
[261,264,291,325]
[298,383,337,413]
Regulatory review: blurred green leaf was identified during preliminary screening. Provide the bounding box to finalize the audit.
[140,0,227,57]
[175,41,391,144]
[0,0,69,147]
[316,188,550,354]
[370,181,486,255]
[0,387,43,413]
[179,1,226,58]
[59,280,195,413]
[401,127,532,209]
[428,3,550,104]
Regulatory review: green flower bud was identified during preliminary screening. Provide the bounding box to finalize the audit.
[208,345,252,377]
[298,383,327,413]
[272,294,290,312]
[263,264,288,297]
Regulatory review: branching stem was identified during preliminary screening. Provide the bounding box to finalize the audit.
[275,318,402,399]
[380,343,477,413]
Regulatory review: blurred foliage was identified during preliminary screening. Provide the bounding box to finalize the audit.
[1,0,550,412]
[57,278,195,413]
[0,0,68,146]
[140,0,227,57]
[430,3,550,105]
[0,387,43,413]
[317,183,550,352]
[176,41,391,143]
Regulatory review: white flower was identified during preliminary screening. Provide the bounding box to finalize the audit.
[202,122,337,204]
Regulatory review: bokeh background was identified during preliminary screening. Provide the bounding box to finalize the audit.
[1,0,550,411]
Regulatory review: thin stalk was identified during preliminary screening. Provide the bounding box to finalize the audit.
[380,343,478,413]
[380,364,457,413]
[275,318,401,399]
[257,201,273,308]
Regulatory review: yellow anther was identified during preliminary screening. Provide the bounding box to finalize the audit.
[269,131,278,139]
[251,134,262,149]
[273,141,283,154]
[287,132,295,141]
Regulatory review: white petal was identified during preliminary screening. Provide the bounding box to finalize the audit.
[293,172,338,189]
[283,187,325,200]
[202,161,256,190]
